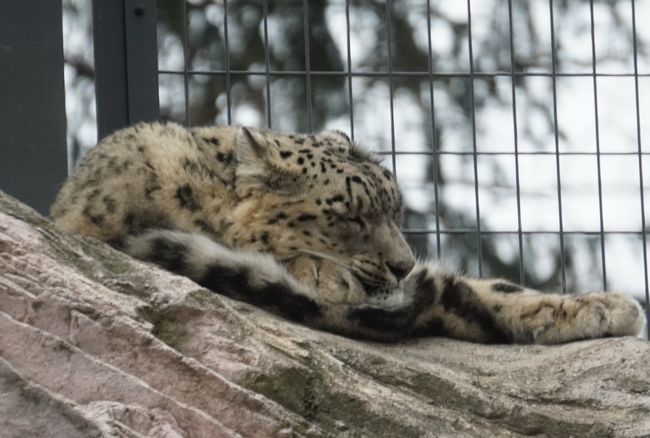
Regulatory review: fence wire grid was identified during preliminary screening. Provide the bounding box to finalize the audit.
[152,0,650,335]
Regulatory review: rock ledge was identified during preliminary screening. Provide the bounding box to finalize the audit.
[1,191,650,437]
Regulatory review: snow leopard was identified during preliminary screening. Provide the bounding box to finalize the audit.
[50,122,645,343]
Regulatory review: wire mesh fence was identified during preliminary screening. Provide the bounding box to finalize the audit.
[101,0,650,333]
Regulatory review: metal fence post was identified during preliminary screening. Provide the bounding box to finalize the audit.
[92,0,160,140]
[0,0,68,215]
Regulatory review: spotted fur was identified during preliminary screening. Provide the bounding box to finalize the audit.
[51,122,645,343]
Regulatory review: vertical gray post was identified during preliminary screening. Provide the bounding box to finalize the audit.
[0,0,68,215]
[92,0,160,139]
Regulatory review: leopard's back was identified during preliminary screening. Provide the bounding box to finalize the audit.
[51,123,241,244]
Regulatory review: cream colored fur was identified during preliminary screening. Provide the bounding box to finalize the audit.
[51,122,646,343]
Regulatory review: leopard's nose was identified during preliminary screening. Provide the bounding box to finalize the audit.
[386,260,415,280]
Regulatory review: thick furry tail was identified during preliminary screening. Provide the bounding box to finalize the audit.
[125,230,323,323]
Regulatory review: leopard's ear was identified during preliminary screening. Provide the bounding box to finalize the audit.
[235,127,303,193]
[329,129,351,143]
[321,129,380,164]
[235,127,271,180]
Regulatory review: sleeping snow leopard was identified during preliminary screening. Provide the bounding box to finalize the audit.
[51,122,645,343]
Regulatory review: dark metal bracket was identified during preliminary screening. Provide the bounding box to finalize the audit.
[92,0,160,139]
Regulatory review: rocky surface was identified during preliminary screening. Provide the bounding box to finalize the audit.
[1,190,650,437]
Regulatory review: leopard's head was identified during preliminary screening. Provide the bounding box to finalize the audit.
[230,127,415,293]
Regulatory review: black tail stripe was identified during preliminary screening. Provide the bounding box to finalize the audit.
[199,264,322,322]
[348,306,418,335]
[148,237,189,273]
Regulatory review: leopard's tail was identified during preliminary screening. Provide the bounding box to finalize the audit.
[125,229,325,324]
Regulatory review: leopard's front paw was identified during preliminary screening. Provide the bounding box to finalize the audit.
[530,292,645,344]
[571,292,645,339]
